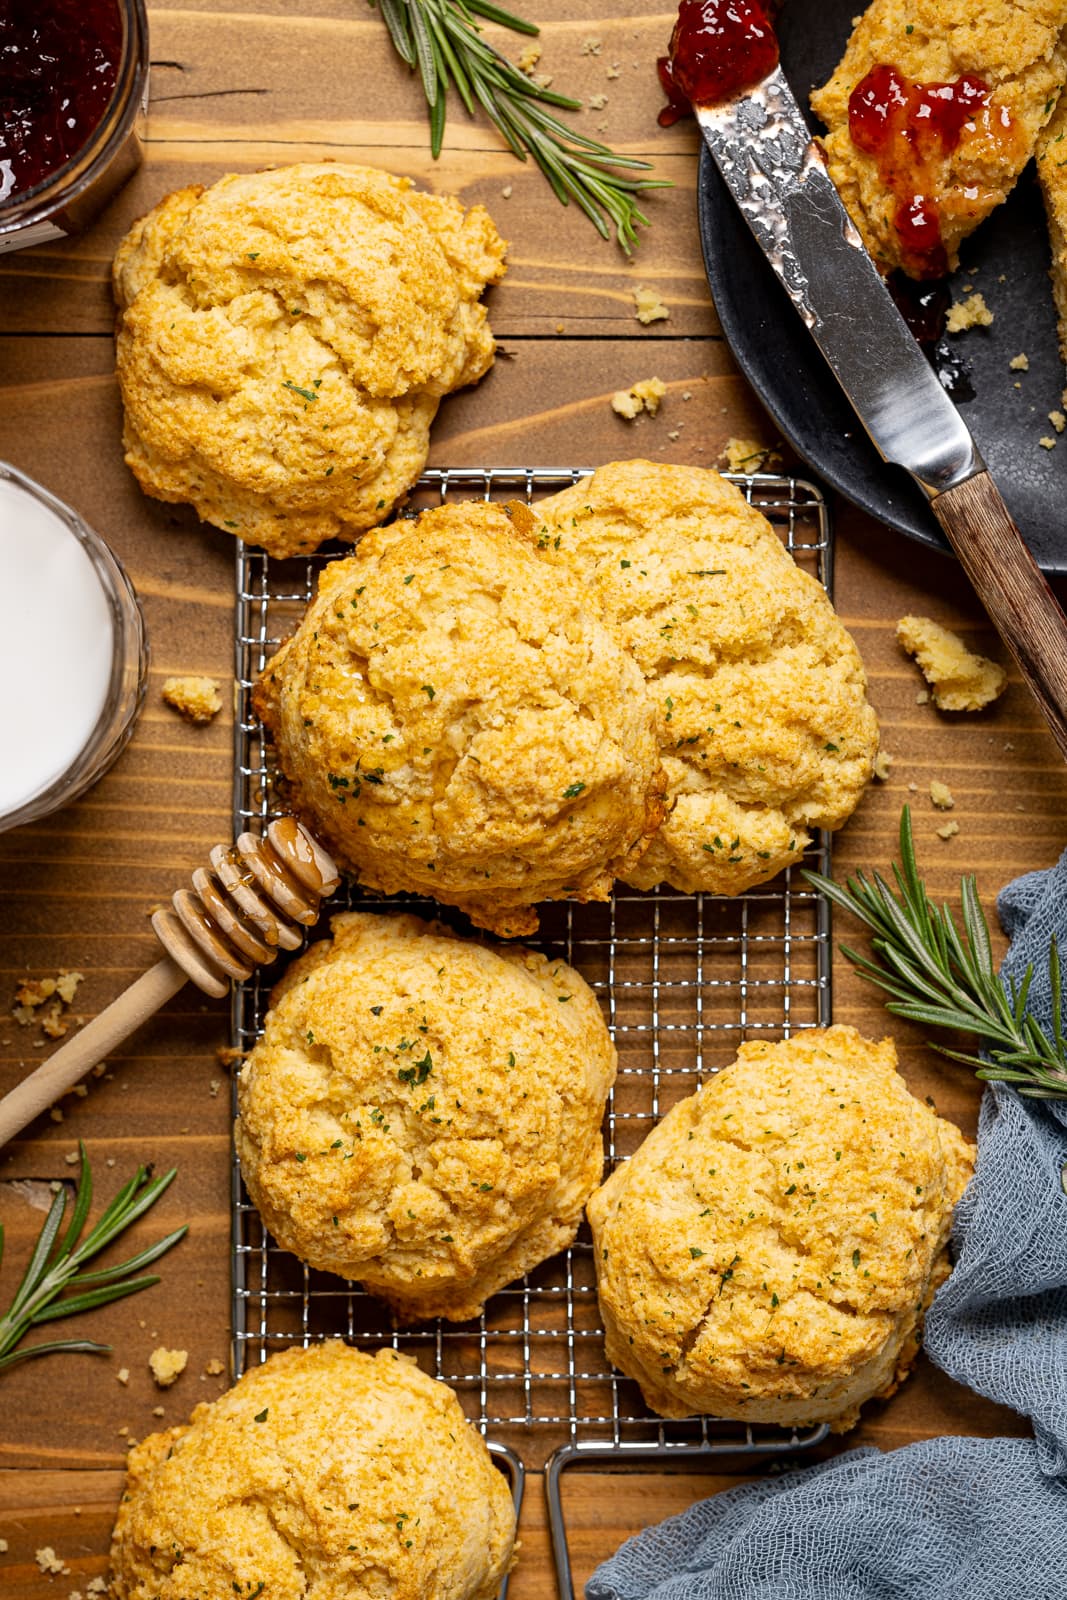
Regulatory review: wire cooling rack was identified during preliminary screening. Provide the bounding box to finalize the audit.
[229,467,835,1481]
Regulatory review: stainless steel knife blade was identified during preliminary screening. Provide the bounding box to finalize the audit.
[695,66,982,497]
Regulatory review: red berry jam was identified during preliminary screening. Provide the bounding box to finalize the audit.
[658,0,779,127]
[0,0,123,205]
[847,63,1013,278]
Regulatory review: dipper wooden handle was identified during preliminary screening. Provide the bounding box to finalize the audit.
[0,819,339,1149]
[931,472,1067,763]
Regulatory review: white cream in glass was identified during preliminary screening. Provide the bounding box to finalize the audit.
[0,462,147,830]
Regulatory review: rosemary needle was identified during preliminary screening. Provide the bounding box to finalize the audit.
[370,0,669,250]
[0,1143,187,1374]
[803,806,1067,1101]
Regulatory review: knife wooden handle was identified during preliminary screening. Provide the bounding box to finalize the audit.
[930,470,1067,763]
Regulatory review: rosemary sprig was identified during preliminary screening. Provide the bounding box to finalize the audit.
[370,0,668,250]
[803,807,1067,1101]
[0,1143,187,1373]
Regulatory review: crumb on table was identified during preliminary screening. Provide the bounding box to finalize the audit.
[35,1548,69,1575]
[162,675,223,724]
[896,614,1006,712]
[930,780,955,810]
[517,43,541,73]
[611,378,666,419]
[1049,411,1066,433]
[719,437,780,473]
[945,293,993,332]
[1009,353,1030,371]
[873,751,892,781]
[1040,435,1057,450]
[937,821,960,840]
[149,1346,188,1388]
[633,285,670,325]
[12,971,83,1035]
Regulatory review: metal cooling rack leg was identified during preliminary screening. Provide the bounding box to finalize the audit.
[488,1442,526,1600]
[544,1431,830,1600]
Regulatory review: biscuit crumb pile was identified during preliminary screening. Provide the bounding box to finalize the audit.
[12,970,83,1039]
[719,436,779,472]
[112,164,506,557]
[588,1026,974,1431]
[945,293,994,332]
[237,911,615,1321]
[897,614,1006,711]
[633,285,670,324]
[109,1344,516,1600]
[149,1347,188,1388]
[161,675,222,724]
[611,378,666,418]
[253,499,664,936]
[36,1547,69,1575]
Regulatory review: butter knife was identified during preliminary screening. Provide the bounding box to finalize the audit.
[697,64,1067,759]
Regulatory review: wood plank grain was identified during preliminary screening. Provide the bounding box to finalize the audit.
[0,154,712,338]
[0,1,714,340]
[3,0,1066,1574]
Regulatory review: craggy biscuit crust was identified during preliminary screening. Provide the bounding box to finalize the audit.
[1038,92,1067,365]
[811,0,1067,275]
[112,164,506,556]
[236,911,616,1320]
[253,500,665,935]
[588,1026,974,1431]
[532,462,878,896]
[109,1343,517,1600]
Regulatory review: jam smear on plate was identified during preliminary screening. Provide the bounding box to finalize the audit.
[658,0,779,126]
[0,0,123,205]
[847,63,1016,278]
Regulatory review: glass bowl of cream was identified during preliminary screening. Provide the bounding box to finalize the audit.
[0,461,148,831]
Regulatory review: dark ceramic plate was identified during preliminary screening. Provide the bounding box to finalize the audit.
[697,0,1067,571]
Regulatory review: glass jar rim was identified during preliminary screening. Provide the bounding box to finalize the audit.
[0,0,149,236]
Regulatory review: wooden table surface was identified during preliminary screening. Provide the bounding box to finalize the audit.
[2,3,1065,1596]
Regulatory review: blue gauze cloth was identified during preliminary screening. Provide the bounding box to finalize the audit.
[587,852,1067,1600]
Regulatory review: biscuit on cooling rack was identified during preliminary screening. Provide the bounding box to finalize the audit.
[109,1343,516,1600]
[588,1024,974,1431]
[532,461,879,897]
[252,499,666,936]
[236,911,616,1321]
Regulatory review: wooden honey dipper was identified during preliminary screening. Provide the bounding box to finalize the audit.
[0,817,339,1149]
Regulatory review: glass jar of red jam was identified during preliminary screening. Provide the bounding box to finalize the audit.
[0,0,149,255]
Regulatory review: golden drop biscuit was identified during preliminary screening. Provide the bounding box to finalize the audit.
[1037,92,1067,366]
[588,1026,974,1431]
[236,911,616,1320]
[811,0,1067,276]
[532,461,879,896]
[112,164,506,556]
[109,1343,516,1600]
[252,500,665,936]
